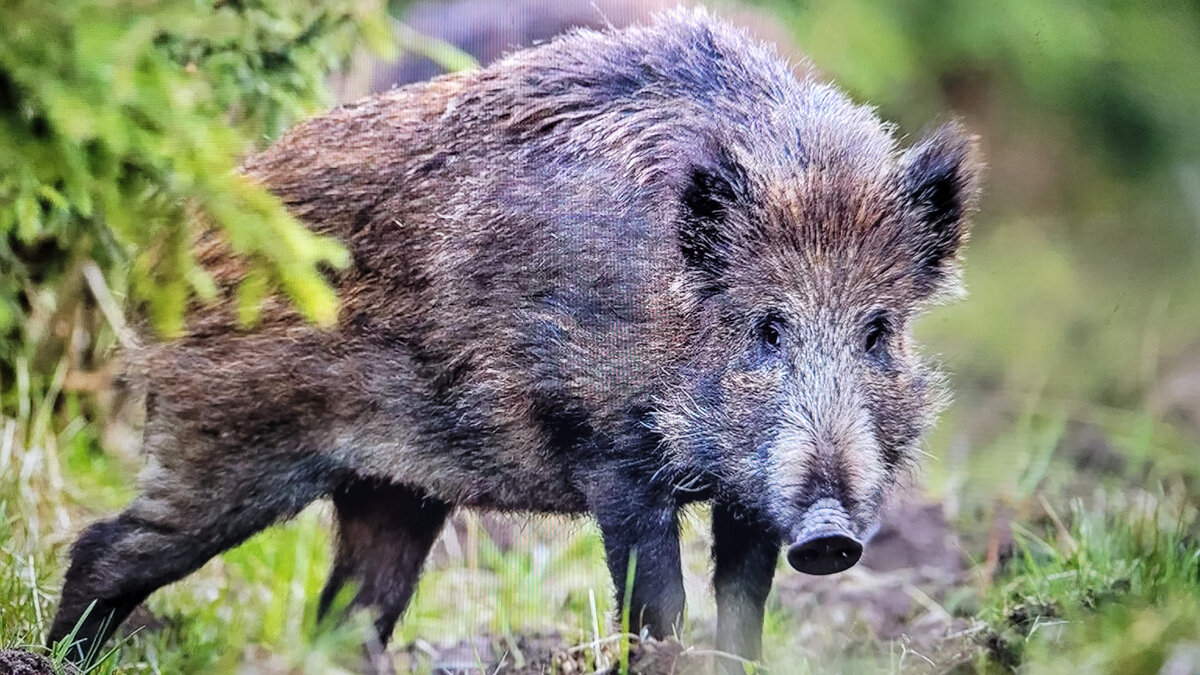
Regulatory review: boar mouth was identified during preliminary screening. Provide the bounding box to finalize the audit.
[786,498,863,575]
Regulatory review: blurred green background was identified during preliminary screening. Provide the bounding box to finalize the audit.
[2,0,1199,672]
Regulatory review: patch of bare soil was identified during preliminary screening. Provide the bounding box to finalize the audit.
[394,634,559,674]
[395,634,719,675]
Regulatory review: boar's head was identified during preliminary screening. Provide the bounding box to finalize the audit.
[657,115,981,575]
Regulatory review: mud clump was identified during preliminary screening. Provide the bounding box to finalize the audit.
[0,650,57,675]
[1058,421,1126,477]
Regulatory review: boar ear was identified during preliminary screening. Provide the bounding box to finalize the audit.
[678,149,749,294]
[900,123,981,294]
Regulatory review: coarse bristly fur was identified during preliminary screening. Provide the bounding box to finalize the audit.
[49,8,981,672]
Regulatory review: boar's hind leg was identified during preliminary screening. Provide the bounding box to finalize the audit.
[317,479,449,650]
[48,455,331,663]
[711,502,779,670]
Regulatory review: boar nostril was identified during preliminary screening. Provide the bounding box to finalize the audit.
[787,498,863,575]
[787,532,863,575]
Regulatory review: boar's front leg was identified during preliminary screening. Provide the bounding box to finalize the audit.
[712,501,779,668]
[587,475,685,640]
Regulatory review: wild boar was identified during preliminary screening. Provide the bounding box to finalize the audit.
[49,8,980,670]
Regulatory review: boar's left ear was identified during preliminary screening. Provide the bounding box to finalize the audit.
[900,123,982,295]
[678,148,751,297]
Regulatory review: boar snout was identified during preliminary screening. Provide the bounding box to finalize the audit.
[786,498,863,575]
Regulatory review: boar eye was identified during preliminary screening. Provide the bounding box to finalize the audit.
[864,314,890,357]
[763,324,781,348]
[757,316,784,351]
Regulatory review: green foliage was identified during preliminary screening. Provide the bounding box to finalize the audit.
[0,0,393,403]
[765,0,1200,176]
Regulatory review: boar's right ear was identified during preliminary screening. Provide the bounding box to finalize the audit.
[900,123,982,296]
[678,149,750,296]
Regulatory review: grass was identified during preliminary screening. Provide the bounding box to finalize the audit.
[975,492,1200,673]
